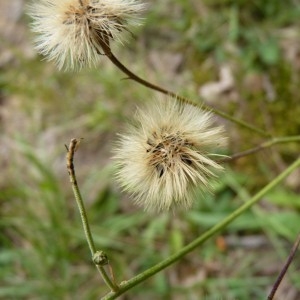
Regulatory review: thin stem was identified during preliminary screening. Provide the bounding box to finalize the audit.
[99,40,270,137]
[267,232,300,300]
[220,135,300,162]
[102,156,300,300]
[66,139,119,292]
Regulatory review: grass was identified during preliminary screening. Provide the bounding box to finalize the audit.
[1,0,300,299]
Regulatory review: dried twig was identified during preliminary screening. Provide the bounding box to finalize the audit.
[267,233,300,300]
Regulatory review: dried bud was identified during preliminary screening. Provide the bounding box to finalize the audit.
[28,0,145,70]
[113,97,227,212]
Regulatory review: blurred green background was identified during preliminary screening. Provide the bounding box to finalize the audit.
[1,0,300,299]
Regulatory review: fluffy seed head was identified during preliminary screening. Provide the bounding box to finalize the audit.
[113,97,227,212]
[28,0,145,70]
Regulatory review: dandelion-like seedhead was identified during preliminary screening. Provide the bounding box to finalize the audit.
[28,0,145,70]
[113,97,227,212]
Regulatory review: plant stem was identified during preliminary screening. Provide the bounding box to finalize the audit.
[66,139,119,292]
[268,232,300,300]
[221,135,300,162]
[99,40,270,137]
[102,156,300,300]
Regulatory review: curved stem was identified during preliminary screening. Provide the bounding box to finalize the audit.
[220,135,300,162]
[66,139,119,292]
[102,156,300,300]
[99,40,270,137]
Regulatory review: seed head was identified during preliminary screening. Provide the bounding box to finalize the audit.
[28,0,145,70]
[113,97,227,212]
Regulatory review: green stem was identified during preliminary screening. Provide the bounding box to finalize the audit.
[70,182,96,255]
[102,156,300,300]
[99,42,271,137]
[70,182,118,291]
[66,139,119,292]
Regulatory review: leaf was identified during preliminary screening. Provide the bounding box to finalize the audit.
[258,39,280,65]
[267,188,300,209]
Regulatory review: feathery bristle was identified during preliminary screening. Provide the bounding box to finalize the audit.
[28,0,145,70]
[113,97,227,212]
